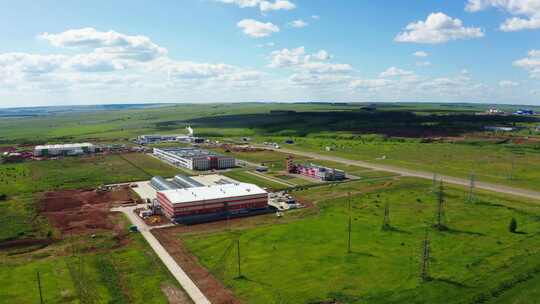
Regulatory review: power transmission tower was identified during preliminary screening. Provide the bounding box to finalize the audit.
[382,202,391,231]
[347,192,352,254]
[37,271,43,304]
[467,171,476,203]
[420,230,431,282]
[434,180,447,231]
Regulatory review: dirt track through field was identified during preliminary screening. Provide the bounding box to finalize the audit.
[268,147,540,201]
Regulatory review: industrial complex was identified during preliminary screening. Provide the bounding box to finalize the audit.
[34,143,97,157]
[153,147,236,171]
[286,156,346,181]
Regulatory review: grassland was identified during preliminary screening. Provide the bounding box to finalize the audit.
[0,153,184,243]
[0,214,184,303]
[182,178,540,304]
[223,170,290,191]
[0,153,182,197]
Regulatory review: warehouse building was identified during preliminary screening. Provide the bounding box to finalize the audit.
[286,156,346,181]
[157,182,269,224]
[34,143,96,157]
[153,147,235,171]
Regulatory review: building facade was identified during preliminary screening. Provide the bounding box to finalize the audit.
[157,182,268,221]
[153,147,235,170]
[34,143,96,157]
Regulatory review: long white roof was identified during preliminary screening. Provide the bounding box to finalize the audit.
[35,143,94,150]
[160,182,267,205]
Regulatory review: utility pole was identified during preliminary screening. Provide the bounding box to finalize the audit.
[382,202,391,231]
[37,271,44,304]
[420,230,431,282]
[347,192,352,254]
[467,171,475,203]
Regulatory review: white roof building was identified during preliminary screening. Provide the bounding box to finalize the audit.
[160,182,267,206]
[34,143,94,150]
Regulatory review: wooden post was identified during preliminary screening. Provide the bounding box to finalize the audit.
[37,271,43,304]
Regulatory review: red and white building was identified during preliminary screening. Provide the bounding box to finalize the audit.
[157,182,268,219]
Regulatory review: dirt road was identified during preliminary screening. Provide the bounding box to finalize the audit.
[270,147,540,201]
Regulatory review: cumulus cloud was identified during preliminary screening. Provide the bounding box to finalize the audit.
[395,12,484,44]
[268,47,353,86]
[237,19,280,38]
[513,49,540,78]
[217,0,295,12]
[379,67,415,78]
[416,61,432,67]
[499,80,520,87]
[413,51,429,57]
[465,0,540,31]
[39,28,167,62]
[289,19,308,28]
[350,78,392,89]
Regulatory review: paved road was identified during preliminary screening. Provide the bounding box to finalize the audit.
[268,147,540,201]
[112,206,211,304]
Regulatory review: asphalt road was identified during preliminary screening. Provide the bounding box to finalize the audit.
[112,205,210,304]
[268,147,540,201]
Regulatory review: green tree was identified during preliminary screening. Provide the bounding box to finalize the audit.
[509,218,518,233]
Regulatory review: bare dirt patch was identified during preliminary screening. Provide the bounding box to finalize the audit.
[161,283,193,304]
[38,187,136,235]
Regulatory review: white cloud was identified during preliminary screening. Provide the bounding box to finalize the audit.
[416,61,432,67]
[0,53,66,76]
[312,15,320,20]
[39,28,167,62]
[498,80,520,87]
[413,51,429,57]
[289,19,308,28]
[217,0,295,12]
[268,47,353,86]
[256,42,275,48]
[350,78,392,89]
[237,19,280,38]
[465,0,540,31]
[379,67,415,78]
[395,12,484,44]
[513,50,540,78]
[260,0,295,12]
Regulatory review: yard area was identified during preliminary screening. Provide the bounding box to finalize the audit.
[182,177,540,303]
[0,213,188,303]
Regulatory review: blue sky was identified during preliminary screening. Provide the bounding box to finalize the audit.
[0,0,539,107]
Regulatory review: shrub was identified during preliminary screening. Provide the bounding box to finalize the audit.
[509,218,518,233]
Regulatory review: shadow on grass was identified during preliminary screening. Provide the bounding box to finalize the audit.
[444,227,486,237]
[429,277,473,289]
[382,225,412,234]
[348,251,377,258]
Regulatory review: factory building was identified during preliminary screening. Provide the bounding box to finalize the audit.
[157,182,269,224]
[34,143,96,157]
[286,156,346,181]
[153,147,235,171]
[137,135,183,144]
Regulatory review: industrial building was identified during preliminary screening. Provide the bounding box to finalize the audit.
[137,135,184,144]
[34,143,96,157]
[157,181,269,224]
[286,156,346,181]
[153,147,235,171]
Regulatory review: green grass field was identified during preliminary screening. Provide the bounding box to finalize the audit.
[0,214,184,303]
[0,153,181,197]
[182,178,540,304]
[258,136,540,192]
